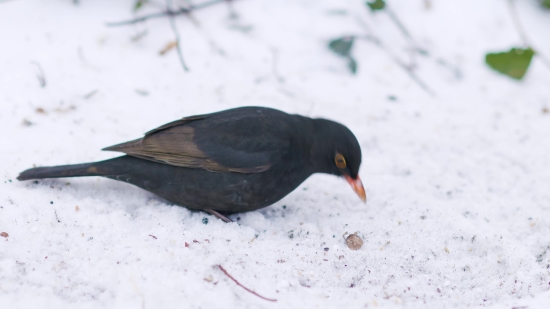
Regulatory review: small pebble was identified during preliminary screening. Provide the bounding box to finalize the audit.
[1,232,8,238]
[345,234,363,250]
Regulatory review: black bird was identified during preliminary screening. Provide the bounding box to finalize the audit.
[17,106,365,222]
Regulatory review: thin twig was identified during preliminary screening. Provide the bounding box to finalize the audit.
[78,46,101,72]
[205,209,232,222]
[131,29,148,42]
[383,6,427,70]
[370,6,463,80]
[507,0,529,46]
[106,0,229,27]
[217,265,277,302]
[507,0,550,72]
[356,18,435,96]
[166,0,189,72]
[375,4,429,57]
[54,210,61,223]
[384,7,417,50]
[30,61,46,88]
[391,55,434,95]
[270,47,284,83]
[83,89,98,99]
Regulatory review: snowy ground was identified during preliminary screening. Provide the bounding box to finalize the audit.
[1,0,550,308]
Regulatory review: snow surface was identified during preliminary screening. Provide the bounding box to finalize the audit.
[1,0,550,308]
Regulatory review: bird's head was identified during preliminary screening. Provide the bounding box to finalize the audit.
[310,118,366,203]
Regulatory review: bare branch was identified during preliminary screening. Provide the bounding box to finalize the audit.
[356,18,435,96]
[217,265,277,302]
[205,209,233,222]
[507,0,529,46]
[106,0,230,27]
[83,89,98,99]
[389,51,435,96]
[385,8,417,50]
[167,0,189,72]
[270,47,284,83]
[368,5,463,82]
[107,0,232,72]
[30,61,46,88]
[131,29,148,42]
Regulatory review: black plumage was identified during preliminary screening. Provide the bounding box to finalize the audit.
[17,107,365,221]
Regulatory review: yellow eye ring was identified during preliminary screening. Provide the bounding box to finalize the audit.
[335,153,346,169]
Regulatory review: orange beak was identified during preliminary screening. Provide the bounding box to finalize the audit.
[345,175,366,203]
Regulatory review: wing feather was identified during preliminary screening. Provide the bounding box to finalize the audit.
[103,107,291,173]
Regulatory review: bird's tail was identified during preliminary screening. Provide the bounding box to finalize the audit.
[17,162,105,181]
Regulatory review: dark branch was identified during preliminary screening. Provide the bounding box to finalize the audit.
[106,0,230,27]
[30,61,46,88]
[217,265,277,302]
[83,89,98,99]
[368,5,463,83]
[205,209,233,222]
[384,8,416,49]
[356,18,435,96]
[507,0,529,47]
[166,0,189,71]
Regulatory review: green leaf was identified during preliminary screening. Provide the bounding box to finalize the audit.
[543,0,550,9]
[348,57,357,74]
[366,0,386,11]
[134,0,147,11]
[329,37,354,57]
[485,47,535,80]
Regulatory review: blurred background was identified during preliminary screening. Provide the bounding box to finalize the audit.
[1,0,549,308]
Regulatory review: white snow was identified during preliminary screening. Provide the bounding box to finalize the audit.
[1,0,549,308]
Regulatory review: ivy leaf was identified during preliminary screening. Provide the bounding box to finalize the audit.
[134,0,147,11]
[366,0,386,12]
[329,37,358,74]
[542,0,550,9]
[485,47,535,80]
[328,37,354,57]
[348,57,357,74]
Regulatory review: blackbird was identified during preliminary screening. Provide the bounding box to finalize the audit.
[17,106,365,222]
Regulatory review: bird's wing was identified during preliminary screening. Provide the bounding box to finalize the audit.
[102,108,292,173]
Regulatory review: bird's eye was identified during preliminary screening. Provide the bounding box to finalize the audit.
[335,153,346,169]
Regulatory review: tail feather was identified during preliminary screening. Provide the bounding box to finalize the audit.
[17,162,103,181]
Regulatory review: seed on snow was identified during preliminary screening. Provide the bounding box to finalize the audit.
[345,234,363,250]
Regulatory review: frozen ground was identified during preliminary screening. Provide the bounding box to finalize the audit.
[1,0,550,308]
